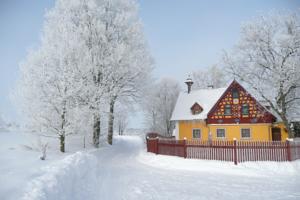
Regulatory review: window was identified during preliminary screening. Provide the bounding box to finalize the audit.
[241,128,251,139]
[216,128,226,138]
[193,129,201,139]
[232,88,239,99]
[242,104,249,115]
[224,105,231,115]
[191,103,203,115]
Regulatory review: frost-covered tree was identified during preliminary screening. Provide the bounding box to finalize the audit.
[224,11,300,138]
[16,0,91,152]
[192,65,228,89]
[143,78,181,136]
[99,0,153,145]
[62,0,152,146]
[114,105,129,135]
[72,0,109,148]
[16,0,152,149]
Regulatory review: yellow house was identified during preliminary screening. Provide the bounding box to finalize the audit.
[170,79,288,141]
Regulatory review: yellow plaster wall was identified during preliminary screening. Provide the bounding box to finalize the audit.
[178,120,209,140]
[208,124,271,141]
[178,121,289,141]
[272,122,289,140]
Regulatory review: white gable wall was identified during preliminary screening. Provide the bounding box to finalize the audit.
[172,121,179,139]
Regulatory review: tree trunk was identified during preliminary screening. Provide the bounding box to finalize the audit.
[93,113,101,148]
[166,119,170,136]
[60,104,66,153]
[278,83,294,138]
[118,123,121,135]
[107,97,116,145]
[60,134,65,152]
[281,115,294,138]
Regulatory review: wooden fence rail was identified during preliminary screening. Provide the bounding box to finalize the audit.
[146,137,300,165]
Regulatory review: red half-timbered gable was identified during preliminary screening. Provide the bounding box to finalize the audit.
[207,80,276,124]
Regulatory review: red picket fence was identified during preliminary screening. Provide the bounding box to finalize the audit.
[156,139,186,157]
[146,137,300,165]
[146,138,157,154]
[187,140,235,162]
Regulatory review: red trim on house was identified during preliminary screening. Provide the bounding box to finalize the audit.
[207,80,236,116]
[207,80,276,124]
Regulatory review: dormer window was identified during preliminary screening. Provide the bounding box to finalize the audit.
[191,102,203,115]
[232,88,239,99]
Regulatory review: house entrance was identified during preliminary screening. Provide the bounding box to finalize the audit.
[272,128,281,141]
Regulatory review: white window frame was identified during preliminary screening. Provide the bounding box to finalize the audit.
[216,128,226,139]
[224,104,231,116]
[192,129,201,139]
[242,104,249,115]
[241,128,251,139]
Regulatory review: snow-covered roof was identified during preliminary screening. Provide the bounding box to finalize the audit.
[170,87,226,121]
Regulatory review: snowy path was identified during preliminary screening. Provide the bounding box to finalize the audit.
[17,135,300,200]
[94,136,300,200]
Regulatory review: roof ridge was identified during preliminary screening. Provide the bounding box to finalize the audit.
[180,87,227,94]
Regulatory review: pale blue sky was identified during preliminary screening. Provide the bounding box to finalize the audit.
[0,0,299,125]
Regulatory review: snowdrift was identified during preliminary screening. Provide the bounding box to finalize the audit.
[22,151,99,200]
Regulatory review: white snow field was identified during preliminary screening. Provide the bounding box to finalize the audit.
[1,132,300,200]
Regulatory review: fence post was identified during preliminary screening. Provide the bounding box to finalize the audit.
[146,136,149,152]
[155,137,159,155]
[286,138,292,161]
[183,137,187,158]
[233,138,237,165]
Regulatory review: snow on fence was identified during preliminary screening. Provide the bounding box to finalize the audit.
[146,137,300,165]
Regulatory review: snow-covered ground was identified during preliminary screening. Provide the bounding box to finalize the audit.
[0,131,95,200]
[1,132,300,200]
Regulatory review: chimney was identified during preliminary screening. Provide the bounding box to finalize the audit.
[185,76,193,94]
